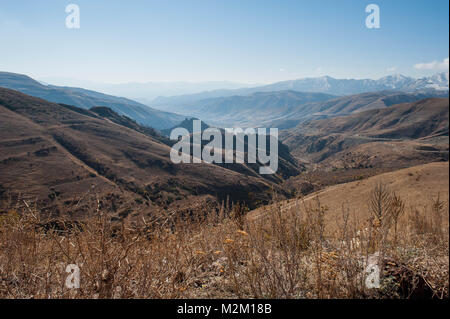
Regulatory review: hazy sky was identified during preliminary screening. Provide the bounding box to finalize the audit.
[0,0,448,84]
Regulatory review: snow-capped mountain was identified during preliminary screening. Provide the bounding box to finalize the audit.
[375,74,416,89]
[260,72,449,95]
[408,72,449,91]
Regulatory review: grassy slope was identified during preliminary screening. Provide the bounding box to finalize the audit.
[249,161,449,230]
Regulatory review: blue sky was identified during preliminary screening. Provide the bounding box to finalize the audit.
[0,0,448,84]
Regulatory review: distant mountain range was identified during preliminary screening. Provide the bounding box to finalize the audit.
[154,88,449,129]
[37,77,255,103]
[162,90,336,127]
[252,72,449,95]
[149,72,449,108]
[2,71,448,131]
[0,72,184,130]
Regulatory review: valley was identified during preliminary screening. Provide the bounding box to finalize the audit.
[0,74,448,221]
[0,71,448,300]
[0,0,448,302]
[0,72,184,130]
[0,88,298,221]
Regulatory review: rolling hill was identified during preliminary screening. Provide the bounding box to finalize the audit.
[291,97,449,138]
[269,90,450,129]
[281,98,449,169]
[248,161,449,231]
[0,88,300,219]
[151,87,448,129]
[0,71,184,130]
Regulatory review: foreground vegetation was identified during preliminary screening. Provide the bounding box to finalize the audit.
[0,183,448,299]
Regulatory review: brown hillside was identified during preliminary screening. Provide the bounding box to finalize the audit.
[249,161,449,233]
[281,98,449,169]
[0,88,287,218]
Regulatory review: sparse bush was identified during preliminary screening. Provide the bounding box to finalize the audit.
[0,189,447,299]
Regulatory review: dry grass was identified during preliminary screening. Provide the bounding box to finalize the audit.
[0,179,448,299]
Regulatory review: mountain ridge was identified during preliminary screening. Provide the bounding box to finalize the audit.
[281,97,449,169]
[0,87,301,216]
[149,72,449,108]
[0,71,184,130]
[153,89,449,129]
